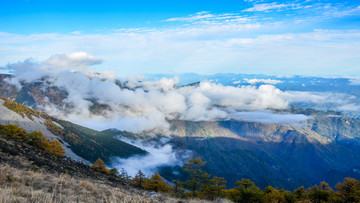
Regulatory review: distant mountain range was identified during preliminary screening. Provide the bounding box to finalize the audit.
[146,73,360,118]
[1,73,360,190]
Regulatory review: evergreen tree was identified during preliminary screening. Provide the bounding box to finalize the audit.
[307,182,333,203]
[335,178,360,202]
[225,178,264,203]
[263,186,286,203]
[91,158,110,175]
[182,157,209,197]
[293,186,306,201]
[143,172,172,192]
[199,176,227,200]
[109,168,120,176]
[130,170,147,189]
[119,168,130,183]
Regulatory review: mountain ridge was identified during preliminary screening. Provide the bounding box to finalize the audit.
[1,73,360,190]
[0,96,147,164]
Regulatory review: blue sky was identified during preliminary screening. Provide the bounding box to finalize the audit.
[0,0,360,76]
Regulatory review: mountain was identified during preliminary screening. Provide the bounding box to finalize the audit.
[0,124,199,203]
[101,108,360,190]
[1,73,360,191]
[145,73,360,118]
[0,96,146,164]
[151,108,360,189]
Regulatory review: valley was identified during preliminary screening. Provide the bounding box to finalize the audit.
[1,73,360,191]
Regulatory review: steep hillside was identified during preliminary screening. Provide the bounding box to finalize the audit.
[0,97,147,164]
[163,112,360,189]
[0,131,212,203]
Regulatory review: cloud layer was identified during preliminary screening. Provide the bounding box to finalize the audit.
[112,137,190,177]
[3,53,317,133]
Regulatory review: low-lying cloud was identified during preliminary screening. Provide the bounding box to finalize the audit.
[244,78,283,85]
[10,53,360,133]
[229,110,310,124]
[111,137,190,177]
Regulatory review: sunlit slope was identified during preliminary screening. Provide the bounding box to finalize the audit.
[0,97,146,164]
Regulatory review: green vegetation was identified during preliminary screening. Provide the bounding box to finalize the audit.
[91,156,360,202]
[54,119,147,163]
[1,97,50,120]
[2,96,146,164]
[130,170,147,189]
[90,158,111,175]
[44,119,81,144]
[0,124,65,156]
[143,173,172,193]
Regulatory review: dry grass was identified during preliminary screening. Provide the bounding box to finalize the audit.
[0,164,228,203]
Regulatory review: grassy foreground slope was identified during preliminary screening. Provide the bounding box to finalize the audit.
[0,131,216,203]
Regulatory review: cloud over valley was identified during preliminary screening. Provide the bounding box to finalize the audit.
[5,53,360,133]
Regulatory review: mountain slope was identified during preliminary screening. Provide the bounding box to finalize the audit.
[0,97,147,164]
[163,114,360,189]
[0,131,198,203]
[2,74,360,190]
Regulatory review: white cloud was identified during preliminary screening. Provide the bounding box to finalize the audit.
[230,110,309,124]
[4,54,316,133]
[243,3,298,12]
[112,137,190,177]
[1,26,359,77]
[244,78,283,85]
[323,5,360,18]
[6,53,360,132]
[348,77,360,85]
[71,31,82,35]
[337,104,360,112]
[165,11,215,22]
[164,11,252,24]
[45,52,102,72]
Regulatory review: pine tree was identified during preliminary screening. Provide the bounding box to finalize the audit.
[335,178,360,202]
[212,176,227,199]
[183,157,209,197]
[225,178,264,203]
[109,168,120,176]
[306,182,333,203]
[293,186,306,201]
[119,168,130,183]
[263,186,286,203]
[199,176,227,200]
[130,170,147,189]
[143,172,172,192]
[91,158,110,175]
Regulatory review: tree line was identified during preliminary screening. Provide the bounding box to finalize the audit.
[91,157,360,202]
[0,124,65,156]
